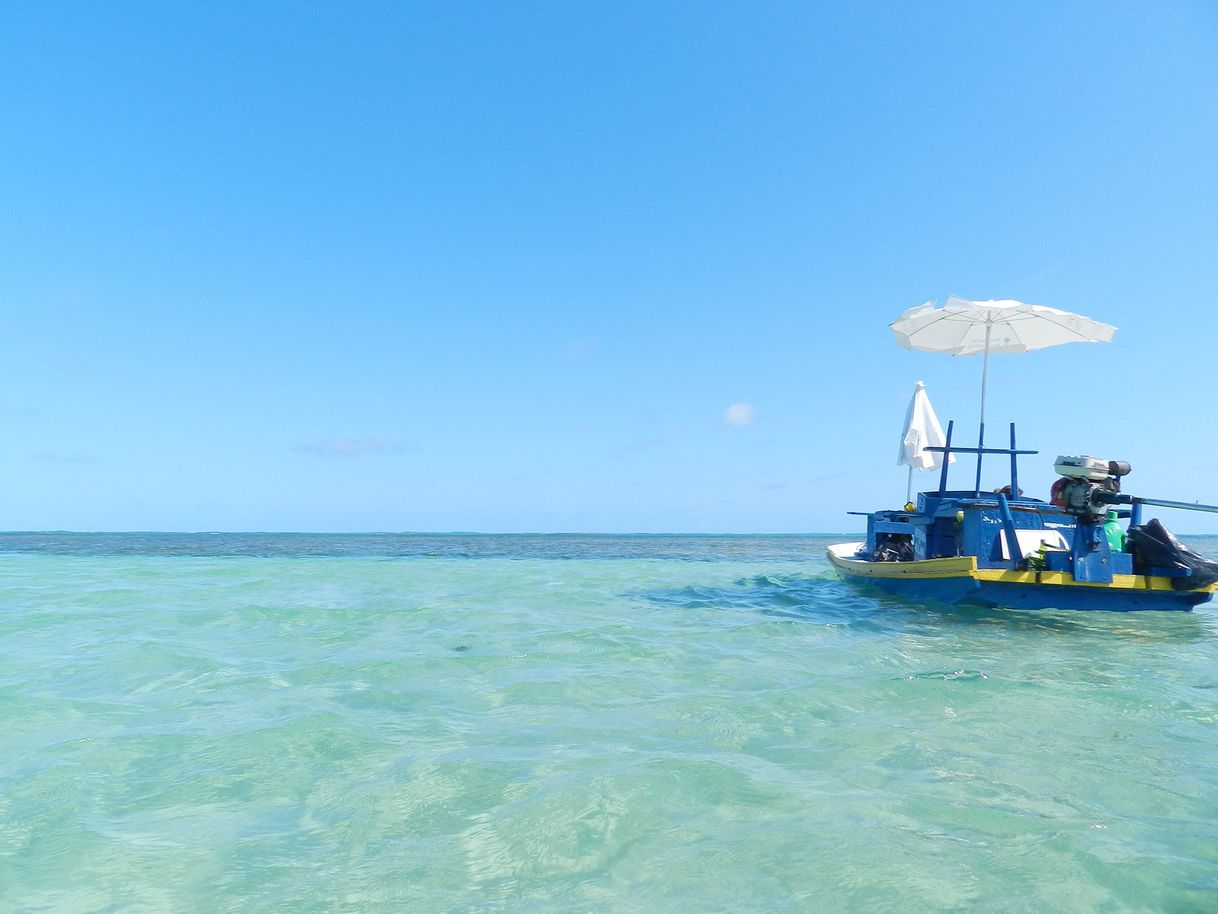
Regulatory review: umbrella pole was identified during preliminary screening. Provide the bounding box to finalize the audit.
[980,324,990,428]
[975,322,992,496]
[906,466,913,505]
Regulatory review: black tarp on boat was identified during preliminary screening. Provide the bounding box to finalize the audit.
[1127,518,1218,590]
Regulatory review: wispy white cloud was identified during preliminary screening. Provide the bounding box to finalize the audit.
[558,337,596,360]
[1,406,42,418]
[723,402,756,428]
[809,471,850,484]
[27,451,101,464]
[607,437,667,459]
[292,438,410,458]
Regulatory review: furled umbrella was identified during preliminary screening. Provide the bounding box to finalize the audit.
[891,295,1116,432]
[898,380,954,504]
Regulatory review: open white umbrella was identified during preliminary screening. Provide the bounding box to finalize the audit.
[891,295,1116,430]
[898,380,954,503]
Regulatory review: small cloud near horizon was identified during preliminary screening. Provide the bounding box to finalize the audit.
[723,402,756,428]
[292,438,410,458]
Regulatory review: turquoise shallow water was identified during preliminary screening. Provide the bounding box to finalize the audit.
[3,533,1218,913]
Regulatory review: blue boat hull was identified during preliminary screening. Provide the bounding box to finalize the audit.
[827,543,1213,612]
[841,572,1210,612]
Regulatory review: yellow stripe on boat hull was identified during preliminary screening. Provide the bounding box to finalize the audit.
[826,543,1216,593]
[827,550,977,579]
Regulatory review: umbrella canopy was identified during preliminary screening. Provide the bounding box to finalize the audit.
[898,380,953,470]
[890,296,1116,426]
[891,295,1117,356]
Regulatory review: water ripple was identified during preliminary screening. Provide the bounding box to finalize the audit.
[2,536,1218,911]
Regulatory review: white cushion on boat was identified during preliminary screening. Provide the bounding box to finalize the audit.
[999,528,1070,560]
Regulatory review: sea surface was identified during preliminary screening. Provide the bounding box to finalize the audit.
[3,533,1218,913]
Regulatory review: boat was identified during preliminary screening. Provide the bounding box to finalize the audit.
[828,421,1218,611]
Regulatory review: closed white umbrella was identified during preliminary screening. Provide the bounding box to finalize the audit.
[898,380,954,503]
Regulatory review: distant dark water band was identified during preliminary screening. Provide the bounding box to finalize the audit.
[0,532,852,562]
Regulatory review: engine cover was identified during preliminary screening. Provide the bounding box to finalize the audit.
[1054,455,1111,481]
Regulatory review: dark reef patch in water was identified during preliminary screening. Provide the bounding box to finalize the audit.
[635,574,900,628]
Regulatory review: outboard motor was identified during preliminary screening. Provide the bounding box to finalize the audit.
[1052,456,1218,588]
[1047,455,1134,584]
[1051,456,1132,521]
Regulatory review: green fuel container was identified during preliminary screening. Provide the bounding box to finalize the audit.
[1104,510,1126,552]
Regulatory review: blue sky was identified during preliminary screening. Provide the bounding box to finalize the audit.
[2,1,1216,532]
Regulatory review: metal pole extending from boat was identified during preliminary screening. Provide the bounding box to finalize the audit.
[1100,492,1218,515]
[1132,497,1218,515]
[937,421,954,497]
[974,320,992,498]
[1008,424,1019,497]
